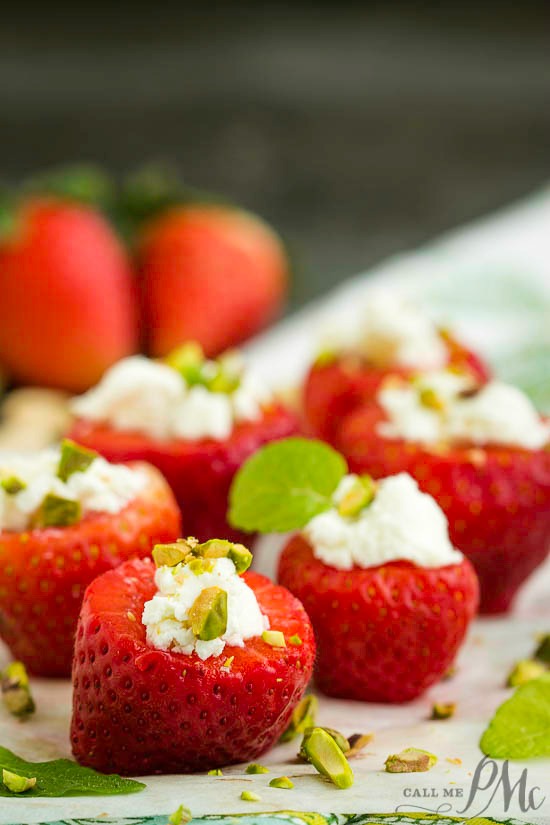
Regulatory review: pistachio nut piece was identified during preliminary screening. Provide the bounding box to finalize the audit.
[189,586,228,641]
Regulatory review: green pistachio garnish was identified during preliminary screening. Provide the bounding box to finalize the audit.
[269,776,294,789]
[262,630,286,648]
[189,587,228,641]
[313,348,337,368]
[1,662,35,718]
[289,634,302,646]
[57,439,97,482]
[153,537,252,575]
[245,763,269,774]
[534,634,550,664]
[200,539,252,574]
[345,733,373,758]
[385,747,437,773]
[337,474,377,517]
[240,790,261,802]
[0,476,27,495]
[165,342,205,386]
[207,768,223,776]
[300,727,349,760]
[431,702,456,720]
[506,659,547,687]
[168,804,192,825]
[2,769,36,793]
[418,386,445,411]
[280,694,318,743]
[33,494,81,528]
[153,542,190,568]
[302,727,354,789]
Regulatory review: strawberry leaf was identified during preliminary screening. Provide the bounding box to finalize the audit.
[0,746,145,796]
[480,673,550,759]
[228,437,347,533]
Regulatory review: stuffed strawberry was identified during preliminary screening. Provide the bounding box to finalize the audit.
[303,292,490,443]
[0,198,138,392]
[71,537,315,774]
[229,438,478,703]
[138,204,288,358]
[69,345,298,542]
[0,440,181,676]
[337,370,550,613]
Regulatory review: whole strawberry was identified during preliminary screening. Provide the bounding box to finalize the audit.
[0,441,181,676]
[338,372,550,613]
[0,198,138,391]
[138,205,288,358]
[71,541,315,774]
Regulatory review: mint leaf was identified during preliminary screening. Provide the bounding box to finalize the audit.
[480,673,550,759]
[228,437,347,533]
[0,747,145,796]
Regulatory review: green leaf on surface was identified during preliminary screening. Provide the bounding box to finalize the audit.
[228,437,347,533]
[0,746,145,796]
[480,673,550,759]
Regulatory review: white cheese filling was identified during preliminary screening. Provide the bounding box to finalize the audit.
[0,447,146,532]
[378,371,549,450]
[142,557,268,660]
[303,473,463,571]
[71,355,271,442]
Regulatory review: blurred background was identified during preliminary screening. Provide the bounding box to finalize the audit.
[2,1,550,308]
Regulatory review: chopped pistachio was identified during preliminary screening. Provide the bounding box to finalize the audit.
[168,804,192,825]
[2,769,36,793]
[153,542,190,568]
[221,656,234,671]
[33,494,81,528]
[1,661,35,718]
[57,439,97,482]
[302,727,354,789]
[245,763,269,774]
[200,539,252,574]
[0,476,27,495]
[534,634,550,664]
[419,387,445,411]
[269,776,294,789]
[338,475,377,517]
[385,747,437,773]
[189,587,228,641]
[262,630,286,648]
[345,733,373,759]
[165,342,205,386]
[280,694,318,743]
[300,726,349,760]
[289,634,302,646]
[187,557,214,576]
[207,768,223,776]
[431,702,456,720]
[314,348,337,368]
[506,659,547,687]
[208,366,241,394]
[240,790,261,802]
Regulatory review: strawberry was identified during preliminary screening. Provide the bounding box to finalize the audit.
[69,403,298,543]
[303,331,490,443]
[0,198,138,392]
[138,205,288,358]
[70,557,315,774]
[278,533,478,703]
[0,464,181,677]
[338,403,550,613]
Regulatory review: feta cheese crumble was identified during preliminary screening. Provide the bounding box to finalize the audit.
[303,473,463,570]
[0,447,146,532]
[142,557,268,660]
[378,371,549,450]
[71,355,271,442]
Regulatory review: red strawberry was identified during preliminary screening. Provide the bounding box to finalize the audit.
[138,205,288,358]
[69,403,298,543]
[0,199,138,392]
[337,403,550,613]
[0,464,181,677]
[278,533,478,703]
[70,557,315,774]
[303,332,490,443]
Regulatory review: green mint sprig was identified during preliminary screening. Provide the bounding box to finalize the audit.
[480,673,550,759]
[0,746,145,796]
[228,437,347,533]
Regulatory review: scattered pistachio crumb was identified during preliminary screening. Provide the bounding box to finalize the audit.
[289,634,302,646]
[245,763,269,774]
[221,656,234,671]
[2,769,36,793]
[240,790,261,802]
[280,694,318,743]
[506,659,547,687]
[262,630,286,648]
[385,748,437,773]
[207,768,223,776]
[168,805,192,825]
[269,776,294,789]
[345,733,373,758]
[302,727,354,789]
[431,702,456,720]
[0,476,27,495]
[1,661,35,718]
[300,727,349,760]
[446,757,462,766]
